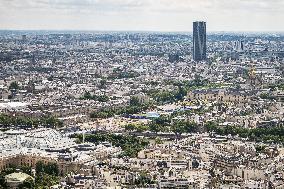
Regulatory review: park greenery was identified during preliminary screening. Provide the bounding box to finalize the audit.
[268,83,284,91]
[72,133,149,158]
[0,165,32,188]
[129,96,142,106]
[0,161,59,189]
[133,171,156,187]
[90,77,227,119]
[145,78,228,105]
[124,116,198,136]
[259,93,276,100]
[126,118,284,144]
[0,114,63,129]
[147,86,187,104]
[90,102,152,119]
[9,81,20,90]
[34,161,60,189]
[205,121,284,143]
[80,91,109,102]
[166,76,208,90]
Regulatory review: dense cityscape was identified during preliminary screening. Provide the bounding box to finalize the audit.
[0,25,283,189]
[1,0,284,186]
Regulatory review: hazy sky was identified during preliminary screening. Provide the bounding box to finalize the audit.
[0,0,284,32]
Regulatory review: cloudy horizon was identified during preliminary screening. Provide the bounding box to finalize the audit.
[0,0,284,32]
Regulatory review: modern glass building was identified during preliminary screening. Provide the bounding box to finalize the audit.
[193,21,207,61]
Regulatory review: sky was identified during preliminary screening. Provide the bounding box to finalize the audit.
[0,0,284,32]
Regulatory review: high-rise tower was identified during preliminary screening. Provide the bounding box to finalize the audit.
[193,21,207,61]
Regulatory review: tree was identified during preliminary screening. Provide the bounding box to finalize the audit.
[71,133,149,158]
[81,92,109,102]
[175,86,187,101]
[0,114,62,129]
[19,177,35,189]
[260,93,270,99]
[9,81,19,90]
[35,174,60,188]
[149,123,163,133]
[130,96,141,106]
[184,122,198,133]
[36,161,45,175]
[205,121,218,132]
[125,124,136,131]
[172,121,185,140]
[21,165,32,175]
[83,91,92,99]
[99,79,107,89]
[36,161,59,176]
[153,116,170,126]
[45,162,59,176]
[135,172,153,187]
[155,137,163,144]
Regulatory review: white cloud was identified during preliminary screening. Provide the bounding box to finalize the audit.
[0,0,283,31]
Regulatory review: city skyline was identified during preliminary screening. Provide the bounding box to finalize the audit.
[0,1,284,188]
[0,0,284,32]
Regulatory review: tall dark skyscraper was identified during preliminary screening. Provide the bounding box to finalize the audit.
[193,21,207,61]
